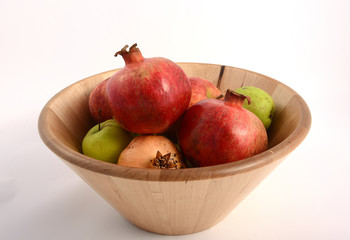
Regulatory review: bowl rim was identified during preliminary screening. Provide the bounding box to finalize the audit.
[38,62,311,182]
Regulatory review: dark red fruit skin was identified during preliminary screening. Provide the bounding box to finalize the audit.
[89,78,113,123]
[106,45,191,134]
[178,90,268,167]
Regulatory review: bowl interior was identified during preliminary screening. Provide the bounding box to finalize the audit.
[38,63,311,181]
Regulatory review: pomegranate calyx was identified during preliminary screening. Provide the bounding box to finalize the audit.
[114,43,144,65]
[151,151,183,169]
[129,43,138,52]
[224,89,251,105]
[114,45,129,57]
[114,43,139,57]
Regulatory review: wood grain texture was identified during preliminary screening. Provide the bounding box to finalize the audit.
[38,63,311,235]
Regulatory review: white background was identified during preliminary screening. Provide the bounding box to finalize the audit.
[1,0,349,239]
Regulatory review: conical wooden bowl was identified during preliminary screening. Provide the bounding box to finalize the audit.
[38,63,311,235]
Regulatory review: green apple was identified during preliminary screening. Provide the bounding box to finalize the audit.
[235,86,275,129]
[82,119,133,163]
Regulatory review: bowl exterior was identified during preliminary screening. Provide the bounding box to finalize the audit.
[64,157,286,235]
[38,63,311,235]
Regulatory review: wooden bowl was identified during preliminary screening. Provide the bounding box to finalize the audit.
[38,63,311,235]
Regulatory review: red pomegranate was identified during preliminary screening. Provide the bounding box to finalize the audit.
[178,89,268,167]
[88,78,113,123]
[106,44,191,134]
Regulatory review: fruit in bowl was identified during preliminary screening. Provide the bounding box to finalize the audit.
[38,54,311,235]
[188,77,223,108]
[106,44,191,134]
[118,135,186,169]
[235,86,275,129]
[88,78,113,123]
[83,45,275,168]
[82,119,133,163]
[178,89,268,167]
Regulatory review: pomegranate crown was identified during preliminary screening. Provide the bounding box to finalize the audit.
[224,89,251,105]
[114,43,139,57]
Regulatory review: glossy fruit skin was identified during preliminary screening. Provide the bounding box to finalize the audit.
[235,86,275,129]
[89,78,113,123]
[162,77,223,142]
[188,77,223,108]
[106,44,191,134]
[178,90,268,167]
[82,119,134,163]
[118,135,185,169]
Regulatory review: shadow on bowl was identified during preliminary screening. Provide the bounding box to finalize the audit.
[38,63,311,235]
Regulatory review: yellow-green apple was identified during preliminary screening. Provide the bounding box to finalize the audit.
[82,119,133,163]
[89,78,113,123]
[188,77,223,108]
[235,86,275,129]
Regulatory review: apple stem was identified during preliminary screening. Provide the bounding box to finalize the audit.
[98,109,102,131]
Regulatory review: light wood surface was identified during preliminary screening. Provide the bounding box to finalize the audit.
[38,63,311,235]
